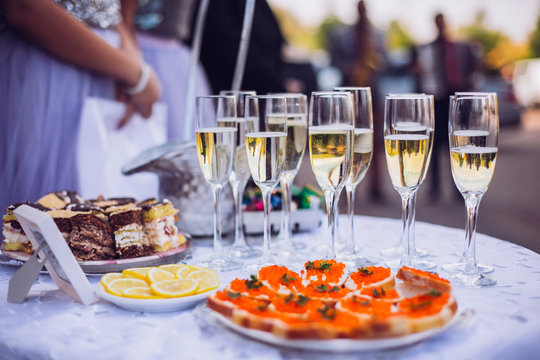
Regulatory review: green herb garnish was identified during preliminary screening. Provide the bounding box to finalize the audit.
[318,261,332,271]
[256,303,270,311]
[305,261,315,270]
[358,267,373,275]
[245,275,263,290]
[315,284,328,293]
[226,292,241,298]
[408,300,432,310]
[280,273,297,284]
[284,293,294,303]
[294,294,311,306]
[317,303,336,320]
[330,286,340,292]
[427,289,442,297]
[372,287,386,298]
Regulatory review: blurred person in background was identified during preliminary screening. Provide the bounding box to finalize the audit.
[195,0,317,95]
[417,13,481,200]
[328,0,386,202]
[0,0,161,211]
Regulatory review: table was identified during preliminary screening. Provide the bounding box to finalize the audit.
[1,215,540,360]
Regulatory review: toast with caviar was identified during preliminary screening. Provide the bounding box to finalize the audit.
[207,261,458,340]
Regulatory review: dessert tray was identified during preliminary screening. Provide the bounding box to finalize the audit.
[0,236,191,274]
[96,283,214,313]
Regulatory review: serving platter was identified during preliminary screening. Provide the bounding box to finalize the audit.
[96,283,214,312]
[0,234,192,274]
[201,304,471,353]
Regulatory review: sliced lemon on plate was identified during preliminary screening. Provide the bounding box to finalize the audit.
[159,264,189,275]
[175,266,192,279]
[151,279,198,297]
[187,265,205,271]
[106,278,149,296]
[147,267,175,283]
[100,273,123,289]
[122,267,150,280]
[186,269,219,294]
[123,287,163,299]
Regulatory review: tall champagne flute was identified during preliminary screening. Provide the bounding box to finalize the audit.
[309,92,354,260]
[271,93,308,254]
[334,87,377,266]
[244,95,288,270]
[444,94,499,285]
[219,90,262,259]
[195,95,241,271]
[380,94,433,260]
[383,94,432,268]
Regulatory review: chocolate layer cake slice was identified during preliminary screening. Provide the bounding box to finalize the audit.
[141,199,182,252]
[2,203,49,254]
[37,190,85,210]
[68,213,115,261]
[90,196,137,210]
[108,204,152,258]
[47,209,90,242]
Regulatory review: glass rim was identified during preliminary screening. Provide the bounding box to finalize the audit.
[219,90,257,95]
[386,93,430,99]
[334,86,371,91]
[266,92,307,99]
[245,94,288,100]
[196,95,236,100]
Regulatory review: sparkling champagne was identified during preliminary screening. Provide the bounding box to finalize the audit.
[384,134,429,190]
[245,132,287,190]
[196,127,236,186]
[450,146,497,193]
[346,128,373,186]
[309,125,354,191]
[394,123,433,181]
[228,118,251,183]
[452,130,489,147]
[269,114,307,178]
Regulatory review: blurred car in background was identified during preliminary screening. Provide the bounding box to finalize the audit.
[480,75,523,127]
[513,59,540,108]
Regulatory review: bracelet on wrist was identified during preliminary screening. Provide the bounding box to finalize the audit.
[125,63,151,95]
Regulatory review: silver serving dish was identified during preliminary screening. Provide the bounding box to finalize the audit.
[122,141,234,237]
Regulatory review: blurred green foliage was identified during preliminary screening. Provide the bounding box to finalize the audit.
[529,13,540,58]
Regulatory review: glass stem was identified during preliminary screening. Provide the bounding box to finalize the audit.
[410,192,417,258]
[231,180,248,247]
[261,189,273,262]
[281,177,293,244]
[324,189,339,259]
[211,185,224,256]
[346,184,356,254]
[463,194,482,273]
[399,191,415,267]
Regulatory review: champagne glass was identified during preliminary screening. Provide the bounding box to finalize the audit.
[219,90,262,259]
[334,87,377,266]
[309,92,354,260]
[444,94,499,286]
[195,95,241,271]
[383,94,433,269]
[272,93,309,254]
[380,94,433,260]
[244,95,288,270]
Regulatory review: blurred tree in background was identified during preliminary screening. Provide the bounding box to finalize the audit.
[386,20,415,51]
[529,13,540,58]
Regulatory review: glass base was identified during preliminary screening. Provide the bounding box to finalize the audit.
[229,245,262,259]
[442,262,494,274]
[380,246,429,258]
[451,272,496,288]
[338,253,379,268]
[198,257,241,272]
[384,257,437,271]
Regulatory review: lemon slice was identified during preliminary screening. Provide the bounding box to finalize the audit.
[123,287,163,299]
[175,266,192,279]
[147,267,175,283]
[106,278,149,296]
[159,264,188,275]
[186,269,219,293]
[187,265,205,271]
[100,273,123,290]
[151,279,198,297]
[122,267,150,280]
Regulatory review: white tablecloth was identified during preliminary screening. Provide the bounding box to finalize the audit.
[1,215,539,360]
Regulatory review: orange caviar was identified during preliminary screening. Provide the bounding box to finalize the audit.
[271,294,322,314]
[303,281,350,300]
[339,296,395,318]
[349,266,391,288]
[360,286,399,300]
[306,305,363,330]
[258,265,304,293]
[401,266,450,284]
[301,259,346,284]
[229,278,276,299]
[398,291,451,318]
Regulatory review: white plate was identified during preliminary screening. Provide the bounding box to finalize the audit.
[96,283,215,312]
[203,306,470,352]
[1,235,191,274]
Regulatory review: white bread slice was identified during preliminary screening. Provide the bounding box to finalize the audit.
[396,266,452,293]
[398,293,458,333]
[344,266,395,291]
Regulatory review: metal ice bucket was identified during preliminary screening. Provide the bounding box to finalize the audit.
[122,140,234,237]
